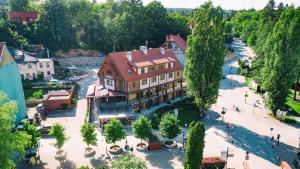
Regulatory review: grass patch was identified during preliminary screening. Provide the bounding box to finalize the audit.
[150,97,200,128]
[285,90,300,116]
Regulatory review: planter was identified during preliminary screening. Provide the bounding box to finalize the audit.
[109,145,123,155]
[84,147,96,157]
[136,142,147,152]
[55,149,66,160]
[164,140,177,149]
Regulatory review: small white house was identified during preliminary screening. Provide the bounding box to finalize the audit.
[14,50,55,80]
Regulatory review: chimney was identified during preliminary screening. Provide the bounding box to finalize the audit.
[127,51,132,62]
[160,48,165,55]
[140,46,147,55]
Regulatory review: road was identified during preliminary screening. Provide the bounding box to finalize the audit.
[204,39,300,169]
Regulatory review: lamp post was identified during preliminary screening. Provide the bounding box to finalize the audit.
[221,107,227,122]
[182,123,188,149]
[244,91,248,104]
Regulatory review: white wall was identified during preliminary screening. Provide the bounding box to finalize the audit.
[18,59,55,80]
[150,76,158,87]
[140,78,149,90]
[159,74,167,84]
[104,77,115,90]
[167,72,174,82]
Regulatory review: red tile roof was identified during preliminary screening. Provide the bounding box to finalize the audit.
[161,34,187,52]
[9,11,38,22]
[102,48,183,82]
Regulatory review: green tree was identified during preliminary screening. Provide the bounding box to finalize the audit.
[50,123,68,150]
[0,91,31,169]
[184,122,205,169]
[111,154,147,169]
[24,122,41,148]
[131,115,152,144]
[145,1,168,47]
[184,2,225,115]
[159,113,181,141]
[104,118,126,146]
[9,0,30,11]
[261,7,300,115]
[80,122,97,148]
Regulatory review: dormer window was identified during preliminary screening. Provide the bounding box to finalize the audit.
[106,70,112,75]
[149,66,155,72]
[141,67,145,74]
[127,69,131,75]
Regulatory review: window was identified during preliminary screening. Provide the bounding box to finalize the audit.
[106,79,113,86]
[132,82,136,88]
[159,64,165,70]
[160,74,165,80]
[177,71,180,76]
[39,63,43,68]
[127,69,131,75]
[149,66,155,72]
[142,79,147,85]
[141,68,145,74]
[106,70,112,75]
[168,62,171,68]
[151,77,157,83]
[168,73,173,78]
[27,64,32,69]
[26,73,30,77]
[47,71,51,75]
[46,63,50,67]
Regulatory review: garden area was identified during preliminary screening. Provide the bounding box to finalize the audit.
[150,97,201,128]
[285,90,300,116]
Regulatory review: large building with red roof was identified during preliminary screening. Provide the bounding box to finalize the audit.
[86,46,185,122]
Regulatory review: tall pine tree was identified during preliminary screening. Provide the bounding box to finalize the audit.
[185,1,224,115]
[184,122,205,169]
[261,7,300,115]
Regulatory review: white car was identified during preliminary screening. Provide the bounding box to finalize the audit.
[68,76,80,81]
[49,79,63,84]
[66,65,77,70]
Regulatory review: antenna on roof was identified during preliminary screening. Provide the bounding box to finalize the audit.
[145,41,148,48]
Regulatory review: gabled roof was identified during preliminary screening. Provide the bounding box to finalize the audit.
[99,48,183,82]
[161,34,187,52]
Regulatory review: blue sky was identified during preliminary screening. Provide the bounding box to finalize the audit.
[141,0,300,10]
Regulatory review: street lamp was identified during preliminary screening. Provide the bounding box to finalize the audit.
[221,107,227,122]
[182,123,188,149]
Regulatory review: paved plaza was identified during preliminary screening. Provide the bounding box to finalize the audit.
[18,40,299,169]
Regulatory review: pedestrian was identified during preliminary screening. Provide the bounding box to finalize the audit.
[230,66,232,74]
[207,114,210,120]
[271,136,274,141]
[277,134,280,146]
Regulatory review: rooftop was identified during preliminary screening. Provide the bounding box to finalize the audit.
[100,48,183,82]
[161,34,187,52]
[44,90,71,100]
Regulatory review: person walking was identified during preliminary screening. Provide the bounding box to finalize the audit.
[277,134,280,146]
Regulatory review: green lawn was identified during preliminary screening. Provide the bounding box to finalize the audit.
[286,90,300,116]
[177,108,200,126]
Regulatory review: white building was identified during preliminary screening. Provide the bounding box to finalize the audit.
[14,50,55,80]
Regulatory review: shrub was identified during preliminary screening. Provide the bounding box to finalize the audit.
[151,113,160,129]
[284,116,296,123]
[80,123,97,147]
[111,154,147,169]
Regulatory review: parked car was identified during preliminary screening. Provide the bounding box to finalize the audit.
[24,147,39,163]
[37,124,52,137]
[49,79,63,85]
[66,65,77,70]
[68,76,80,81]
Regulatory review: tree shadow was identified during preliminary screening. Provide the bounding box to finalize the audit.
[144,148,185,169]
[16,160,48,169]
[90,155,110,168]
[57,159,77,169]
[43,107,77,119]
[207,118,298,165]
[219,77,246,90]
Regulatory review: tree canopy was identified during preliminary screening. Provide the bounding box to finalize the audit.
[104,118,127,145]
[184,122,205,169]
[111,154,147,169]
[50,123,68,150]
[159,113,181,140]
[80,122,98,147]
[0,91,31,169]
[184,1,225,113]
[131,115,152,143]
